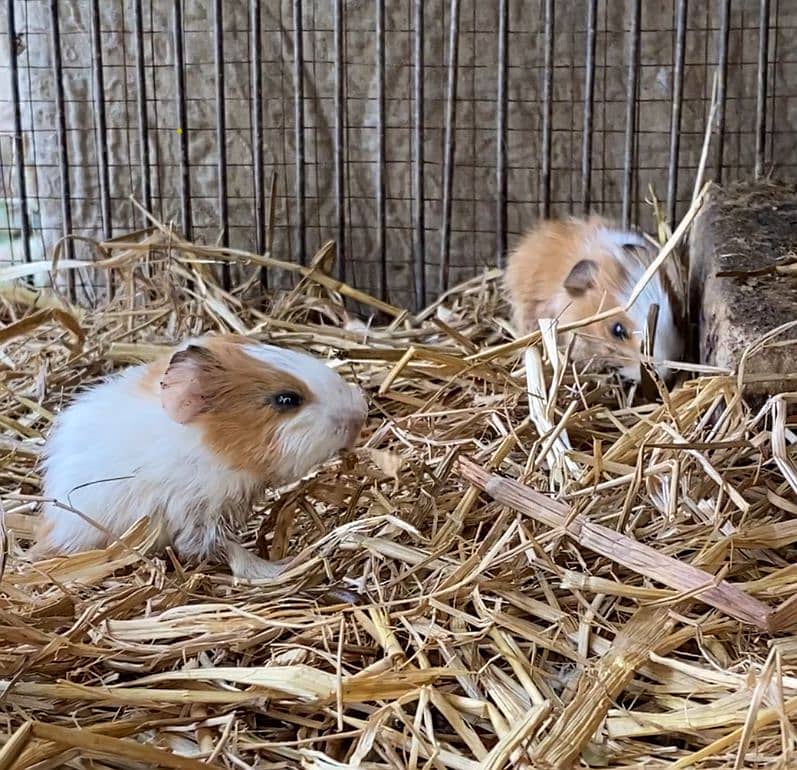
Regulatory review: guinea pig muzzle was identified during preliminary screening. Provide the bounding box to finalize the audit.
[340,386,368,451]
[341,412,366,450]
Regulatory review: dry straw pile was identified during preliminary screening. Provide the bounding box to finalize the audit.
[1,209,797,770]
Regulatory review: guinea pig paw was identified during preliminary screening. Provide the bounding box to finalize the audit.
[225,540,291,583]
[338,448,359,472]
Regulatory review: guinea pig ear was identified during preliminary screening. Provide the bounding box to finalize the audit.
[620,241,650,264]
[159,345,219,424]
[563,259,598,296]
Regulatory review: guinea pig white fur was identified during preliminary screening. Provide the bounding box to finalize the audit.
[35,334,368,580]
[505,215,684,381]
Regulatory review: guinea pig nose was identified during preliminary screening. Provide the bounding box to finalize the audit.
[342,411,366,449]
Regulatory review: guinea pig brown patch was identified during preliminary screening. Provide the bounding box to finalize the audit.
[185,340,314,479]
[136,335,259,400]
[137,354,171,396]
[506,219,586,333]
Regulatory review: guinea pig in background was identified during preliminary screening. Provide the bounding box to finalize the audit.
[35,334,368,580]
[505,215,684,381]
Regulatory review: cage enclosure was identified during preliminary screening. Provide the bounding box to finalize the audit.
[2,0,793,309]
[2,3,797,769]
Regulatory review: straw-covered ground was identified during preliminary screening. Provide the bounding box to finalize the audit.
[1,218,797,770]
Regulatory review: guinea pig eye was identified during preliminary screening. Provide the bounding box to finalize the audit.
[611,322,629,340]
[270,391,304,411]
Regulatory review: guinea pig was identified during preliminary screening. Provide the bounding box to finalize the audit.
[35,334,368,580]
[505,215,684,381]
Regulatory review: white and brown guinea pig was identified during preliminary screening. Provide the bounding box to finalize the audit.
[505,215,684,381]
[36,334,368,580]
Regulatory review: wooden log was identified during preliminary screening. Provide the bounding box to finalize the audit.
[689,180,797,394]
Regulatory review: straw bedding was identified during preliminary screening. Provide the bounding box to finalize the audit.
[1,219,797,770]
